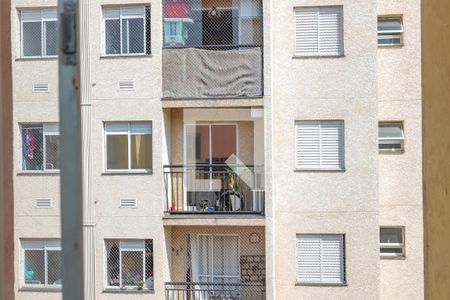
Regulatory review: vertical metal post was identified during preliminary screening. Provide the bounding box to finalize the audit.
[58,1,84,299]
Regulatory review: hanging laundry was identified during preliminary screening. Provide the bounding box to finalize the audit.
[165,0,192,18]
[25,128,37,160]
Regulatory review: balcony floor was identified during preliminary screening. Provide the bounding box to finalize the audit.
[162,214,265,227]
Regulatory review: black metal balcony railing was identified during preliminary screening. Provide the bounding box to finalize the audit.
[164,164,265,214]
[165,282,266,300]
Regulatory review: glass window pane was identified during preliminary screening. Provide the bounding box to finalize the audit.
[145,240,153,289]
[130,134,152,169]
[378,19,402,31]
[122,19,129,54]
[127,18,145,53]
[44,21,57,56]
[47,250,62,285]
[381,247,403,255]
[22,125,44,171]
[23,22,42,57]
[107,242,120,286]
[211,125,237,164]
[105,19,121,54]
[379,123,403,139]
[186,125,210,164]
[24,250,45,285]
[380,228,403,244]
[107,135,129,169]
[45,135,60,170]
[121,251,143,286]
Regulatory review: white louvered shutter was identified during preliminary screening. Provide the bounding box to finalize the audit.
[295,121,320,168]
[295,121,344,170]
[320,235,344,284]
[294,8,319,56]
[294,7,343,56]
[296,235,321,283]
[320,121,344,169]
[296,235,345,284]
[318,7,343,55]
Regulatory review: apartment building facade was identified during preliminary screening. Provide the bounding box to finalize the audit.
[10,0,422,300]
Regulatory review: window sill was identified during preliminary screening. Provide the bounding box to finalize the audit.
[15,57,58,61]
[102,170,153,175]
[19,287,62,293]
[100,54,152,59]
[292,54,345,59]
[103,288,154,294]
[378,44,404,48]
[380,255,406,260]
[295,282,347,287]
[379,150,405,155]
[17,171,60,176]
[294,168,346,173]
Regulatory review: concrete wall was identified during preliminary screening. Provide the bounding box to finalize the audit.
[378,0,424,299]
[422,1,450,299]
[271,0,380,299]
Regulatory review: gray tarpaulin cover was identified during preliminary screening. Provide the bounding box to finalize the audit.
[162,47,262,99]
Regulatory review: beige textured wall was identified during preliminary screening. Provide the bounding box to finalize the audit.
[378,0,424,298]
[271,0,380,299]
[422,0,450,299]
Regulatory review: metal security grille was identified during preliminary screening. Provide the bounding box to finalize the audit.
[103,6,151,56]
[23,240,62,287]
[21,124,60,171]
[105,240,154,290]
[162,0,263,99]
[166,227,266,300]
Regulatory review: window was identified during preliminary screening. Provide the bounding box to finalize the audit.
[103,6,151,56]
[294,6,344,57]
[22,240,62,287]
[105,240,153,290]
[378,17,403,46]
[104,122,152,172]
[296,234,345,285]
[380,227,405,258]
[20,9,58,57]
[295,121,344,170]
[379,122,404,153]
[21,124,60,171]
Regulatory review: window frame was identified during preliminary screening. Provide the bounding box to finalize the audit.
[102,6,151,57]
[295,120,345,171]
[104,239,153,291]
[380,226,405,259]
[21,239,62,289]
[296,234,346,286]
[19,8,58,58]
[378,121,405,153]
[20,123,60,173]
[103,122,153,174]
[293,6,344,57]
[377,16,404,47]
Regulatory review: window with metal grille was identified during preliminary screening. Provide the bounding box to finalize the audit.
[380,227,405,258]
[21,123,60,171]
[104,122,153,172]
[379,122,404,153]
[378,17,403,46]
[296,234,345,285]
[20,9,58,58]
[103,6,151,56]
[22,240,62,287]
[294,6,344,57]
[105,240,153,290]
[295,120,345,170]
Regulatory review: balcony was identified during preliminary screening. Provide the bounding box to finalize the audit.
[166,227,266,300]
[164,164,264,215]
[162,0,263,99]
